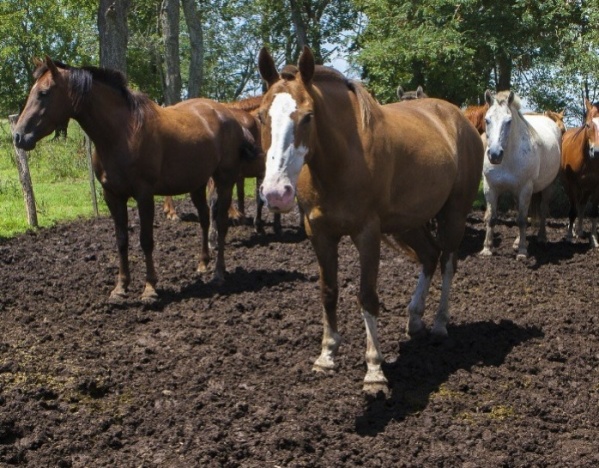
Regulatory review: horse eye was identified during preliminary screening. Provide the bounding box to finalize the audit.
[300,112,313,124]
[485,118,490,125]
[39,90,49,98]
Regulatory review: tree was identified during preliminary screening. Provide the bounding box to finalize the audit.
[356,0,574,106]
[181,0,204,98]
[0,0,96,115]
[160,0,181,104]
[98,0,130,72]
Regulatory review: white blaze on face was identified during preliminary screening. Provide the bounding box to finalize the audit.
[591,118,599,157]
[261,92,308,211]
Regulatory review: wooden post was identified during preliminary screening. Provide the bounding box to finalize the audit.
[85,134,99,216]
[8,114,38,228]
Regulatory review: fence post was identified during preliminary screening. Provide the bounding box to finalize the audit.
[84,134,99,216]
[8,114,38,228]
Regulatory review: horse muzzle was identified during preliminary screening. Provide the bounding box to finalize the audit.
[260,183,295,213]
[487,148,504,165]
[13,131,37,151]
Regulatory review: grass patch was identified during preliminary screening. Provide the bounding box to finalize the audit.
[0,119,108,239]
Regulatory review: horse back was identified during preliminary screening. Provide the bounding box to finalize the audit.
[377,99,483,225]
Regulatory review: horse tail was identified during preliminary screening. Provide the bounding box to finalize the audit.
[239,126,260,162]
[383,234,419,262]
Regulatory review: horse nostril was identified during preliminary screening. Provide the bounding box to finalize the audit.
[283,185,293,197]
[13,133,21,145]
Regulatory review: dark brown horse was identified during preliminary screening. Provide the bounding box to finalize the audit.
[162,95,283,235]
[13,57,256,302]
[560,99,599,247]
[258,47,483,393]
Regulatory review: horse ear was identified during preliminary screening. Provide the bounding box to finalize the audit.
[508,91,515,105]
[44,55,59,77]
[484,90,493,106]
[396,86,404,99]
[258,47,279,88]
[416,86,424,98]
[585,98,593,112]
[298,46,315,86]
[32,57,43,68]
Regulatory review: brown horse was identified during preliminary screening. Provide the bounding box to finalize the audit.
[258,47,483,393]
[13,57,256,302]
[560,99,599,247]
[162,95,283,235]
[464,104,489,135]
[525,110,567,135]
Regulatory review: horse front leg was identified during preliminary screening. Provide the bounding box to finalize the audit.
[104,190,130,302]
[351,219,388,394]
[190,186,210,273]
[514,184,533,259]
[137,194,158,302]
[480,181,498,256]
[310,233,341,374]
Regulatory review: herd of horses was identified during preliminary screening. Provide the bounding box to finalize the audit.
[12,49,599,393]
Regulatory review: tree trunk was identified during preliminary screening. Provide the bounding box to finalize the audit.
[161,0,182,105]
[289,0,309,61]
[98,0,130,73]
[496,51,512,91]
[182,0,204,99]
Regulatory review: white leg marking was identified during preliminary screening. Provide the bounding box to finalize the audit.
[362,310,387,389]
[313,310,341,372]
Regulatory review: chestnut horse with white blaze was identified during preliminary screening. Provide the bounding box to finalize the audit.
[561,99,599,247]
[481,90,561,259]
[258,47,483,393]
[13,57,256,302]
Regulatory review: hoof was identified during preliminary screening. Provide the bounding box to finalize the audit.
[211,274,225,287]
[406,316,426,338]
[197,263,208,274]
[363,381,390,397]
[109,288,127,304]
[478,248,493,257]
[430,323,448,338]
[313,355,337,373]
[141,290,159,304]
[516,252,528,260]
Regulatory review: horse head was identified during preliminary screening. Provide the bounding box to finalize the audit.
[396,85,427,101]
[13,57,76,151]
[584,99,599,159]
[257,46,316,213]
[484,90,517,165]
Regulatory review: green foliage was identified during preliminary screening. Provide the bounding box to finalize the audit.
[356,0,587,107]
[0,0,97,115]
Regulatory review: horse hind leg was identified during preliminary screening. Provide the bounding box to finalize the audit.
[163,195,179,221]
[190,186,210,273]
[393,227,440,337]
[211,177,235,285]
[589,202,599,248]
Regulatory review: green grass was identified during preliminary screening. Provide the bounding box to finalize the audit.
[0,120,108,239]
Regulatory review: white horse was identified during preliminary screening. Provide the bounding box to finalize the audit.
[480,90,562,258]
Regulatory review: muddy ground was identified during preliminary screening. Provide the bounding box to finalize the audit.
[1,198,599,467]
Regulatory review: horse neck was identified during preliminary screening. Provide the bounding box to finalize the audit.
[75,81,139,151]
[308,81,375,178]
